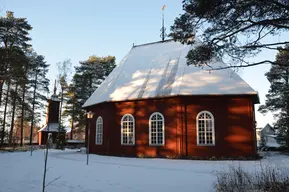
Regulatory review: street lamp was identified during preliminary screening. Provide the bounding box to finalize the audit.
[86,111,94,165]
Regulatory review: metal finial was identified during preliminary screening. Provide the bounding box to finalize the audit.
[160,5,167,41]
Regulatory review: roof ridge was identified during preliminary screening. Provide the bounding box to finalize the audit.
[133,39,174,48]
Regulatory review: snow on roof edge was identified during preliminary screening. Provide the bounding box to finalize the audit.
[82,92,258,109]
[133,39,175,48]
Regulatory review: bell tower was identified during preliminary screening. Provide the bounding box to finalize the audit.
[46,80,60,124]
[39,80,65,146]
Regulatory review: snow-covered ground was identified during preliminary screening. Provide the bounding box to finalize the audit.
[0,150,289,192]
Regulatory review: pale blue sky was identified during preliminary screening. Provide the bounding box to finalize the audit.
[1,0,280,127]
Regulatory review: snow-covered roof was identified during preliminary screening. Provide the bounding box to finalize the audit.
[83,39,258,108]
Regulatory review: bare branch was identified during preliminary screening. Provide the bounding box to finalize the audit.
[207,60,282,71]
[262,46,288,51]
[211,18,289,44]
[212,23,257,43]
[255,25,267,43]
[45,176,61,187]
[242,41,289,49]
[248,18,289,29]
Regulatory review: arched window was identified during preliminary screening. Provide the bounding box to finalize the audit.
[121,114,135,145]
[149,112,165,145]
[196,111,215,145]
[95,116,103,145]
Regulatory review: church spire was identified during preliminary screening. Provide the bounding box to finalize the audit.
[160,4,166,41]
[51,79,58,101]
[53,79,57,95]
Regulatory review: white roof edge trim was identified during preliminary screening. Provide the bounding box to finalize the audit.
[82,92,259,108]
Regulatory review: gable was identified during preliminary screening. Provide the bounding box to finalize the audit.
[261,124,275,135]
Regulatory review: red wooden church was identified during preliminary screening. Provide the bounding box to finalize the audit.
[82,39,259,158]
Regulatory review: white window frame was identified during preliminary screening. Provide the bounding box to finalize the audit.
[121,114,135,145]
[149,112,165,146]
[95,116,103,145]
[196,111,215,146]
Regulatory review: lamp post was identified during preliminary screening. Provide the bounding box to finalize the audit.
[86,111,94,165]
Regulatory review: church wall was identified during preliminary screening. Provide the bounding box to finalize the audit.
[88,98,179,157]
[87,95,256,158]
[183,95,256,157]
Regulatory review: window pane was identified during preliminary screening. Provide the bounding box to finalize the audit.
[151,137,156,144]
[199,113,205,119]
[122,114,135,144]
[150,113,165,145]
[96,117,103,145]
[157,121,163,128]
[205,113,212,119]
[197,112,214,145]
[157,114,163,120]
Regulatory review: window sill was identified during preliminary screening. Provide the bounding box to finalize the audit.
[121,143,135,146]
[149,144,165,146]
[95,143,102,145]
[197,144,215,146]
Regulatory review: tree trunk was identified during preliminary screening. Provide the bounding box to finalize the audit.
[1,82,10,145]
[285,69,289,149]
[20,83,26,146]
[9,83,19,144]
[20,63,29,146]
[59,87,64,130]
[30,73,38,155]
[70,87,75,140]
[0,81,4,106]
[56,87,64,149]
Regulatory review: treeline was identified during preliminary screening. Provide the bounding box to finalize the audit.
[0,11,49,146]
[0,11,117,146]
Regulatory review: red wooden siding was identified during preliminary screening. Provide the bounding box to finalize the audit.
[87,95,257,158]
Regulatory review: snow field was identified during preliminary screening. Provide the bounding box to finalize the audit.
[0,150,288,192]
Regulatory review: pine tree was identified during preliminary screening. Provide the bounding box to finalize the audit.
[0,11,32,106]
[8,82,19,144]
[19,54,31,146]
[62,85,76,140]
[0,11,52,147]
[0,11,33,146]
[170,0,289,69]
[259,45,289,149]
[62,55,116,138]
[56,59,72,131]
[0,81,10,144]
[28,53,49,152]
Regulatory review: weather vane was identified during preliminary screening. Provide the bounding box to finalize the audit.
[160,4,167,41]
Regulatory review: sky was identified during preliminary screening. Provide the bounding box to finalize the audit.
[1,0,281,128]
